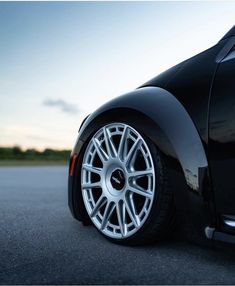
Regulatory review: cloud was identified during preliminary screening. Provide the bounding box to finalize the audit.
[43,98,79,114]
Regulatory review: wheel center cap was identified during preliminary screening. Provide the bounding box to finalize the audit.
[110,169,125,191]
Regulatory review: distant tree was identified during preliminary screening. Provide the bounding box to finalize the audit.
[0,146,70,161]
[0,147,13,159]
[25,149,37,159]
[12,146,23,159]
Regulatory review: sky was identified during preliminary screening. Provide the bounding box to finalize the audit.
[0,1,235,150]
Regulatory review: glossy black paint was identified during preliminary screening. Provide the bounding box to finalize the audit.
[69,26,235,245]
[141,40,226,145]
[209,36,235,224]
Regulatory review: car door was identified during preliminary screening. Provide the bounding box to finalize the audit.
[209,43,235,220]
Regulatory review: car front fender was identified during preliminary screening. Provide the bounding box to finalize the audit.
[71,86,215,239]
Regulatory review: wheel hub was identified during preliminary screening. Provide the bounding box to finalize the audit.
[110,169,125,191]
[105,164,126,196]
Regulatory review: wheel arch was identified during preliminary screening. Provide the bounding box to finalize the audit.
[79,86,209,194]
[70,86,215,238]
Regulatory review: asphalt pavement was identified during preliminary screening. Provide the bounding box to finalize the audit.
[1,166,235,284]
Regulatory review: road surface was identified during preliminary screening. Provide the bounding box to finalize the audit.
[0,166,235,284]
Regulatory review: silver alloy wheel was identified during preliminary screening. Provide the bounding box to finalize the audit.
[81,123,156,239]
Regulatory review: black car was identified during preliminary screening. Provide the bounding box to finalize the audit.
[68,26,235,246]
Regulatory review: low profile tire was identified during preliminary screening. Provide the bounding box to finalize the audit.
[80,121,175,245]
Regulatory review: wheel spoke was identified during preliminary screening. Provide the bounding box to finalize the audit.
[125,138,142,166]
[103,127,117,158]
[116,200,127,236]
[125,193,140,227]
[128,169,153,179]
[101,202,115,230]
[90,195,107,217]
[128,184,153,199]
[82,181,101,189]
[118,126,129,161]
[93,138,109,162]
[82,164,102,175]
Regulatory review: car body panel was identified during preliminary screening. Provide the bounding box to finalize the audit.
[209,38,235,220]
[141,40,227,145]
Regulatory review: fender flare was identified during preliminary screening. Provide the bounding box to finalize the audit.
[80,87,207,193]
[72,86,214,235]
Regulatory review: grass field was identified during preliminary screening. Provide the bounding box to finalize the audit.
[0,160,69,166]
